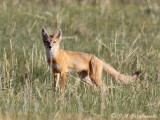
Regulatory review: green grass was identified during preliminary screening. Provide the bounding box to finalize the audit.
[0,0,160,119]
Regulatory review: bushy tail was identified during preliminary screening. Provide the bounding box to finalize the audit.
[102,62,141,83]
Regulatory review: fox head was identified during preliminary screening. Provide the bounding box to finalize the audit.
[41,28,62,50]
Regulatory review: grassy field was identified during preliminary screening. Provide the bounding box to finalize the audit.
[0,0,160,119]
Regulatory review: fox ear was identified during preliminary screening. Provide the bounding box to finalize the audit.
[55,29,62,39]
[42,28,48,38]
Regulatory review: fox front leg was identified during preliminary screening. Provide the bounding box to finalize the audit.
[61,72,67,94]
[53,72,59,93]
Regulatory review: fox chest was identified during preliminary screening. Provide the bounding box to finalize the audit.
[48,60,61,73]
[50,63,61,73]
[53,64,61,72]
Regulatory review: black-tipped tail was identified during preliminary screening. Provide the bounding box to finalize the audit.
[132,71,141,77]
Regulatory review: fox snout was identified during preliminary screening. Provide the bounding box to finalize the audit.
[48,45,52,49]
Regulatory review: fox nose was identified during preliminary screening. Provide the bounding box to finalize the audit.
[49,46,52,49]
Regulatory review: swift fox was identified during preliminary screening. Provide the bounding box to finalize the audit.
[41,28,141,94]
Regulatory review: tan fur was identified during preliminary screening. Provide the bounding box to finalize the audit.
[42,28,141,94]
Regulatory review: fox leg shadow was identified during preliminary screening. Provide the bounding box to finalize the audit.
[78,70,93,86]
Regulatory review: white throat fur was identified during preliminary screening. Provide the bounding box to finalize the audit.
[45,45,59,59]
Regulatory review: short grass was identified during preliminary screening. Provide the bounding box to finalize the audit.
[0,0,160,119]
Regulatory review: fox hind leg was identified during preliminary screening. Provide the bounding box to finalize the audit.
[89,58,108,93]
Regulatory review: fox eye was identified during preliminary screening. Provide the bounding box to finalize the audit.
[53,40,56,43]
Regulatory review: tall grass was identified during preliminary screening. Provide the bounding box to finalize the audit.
[0,0,160,119]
